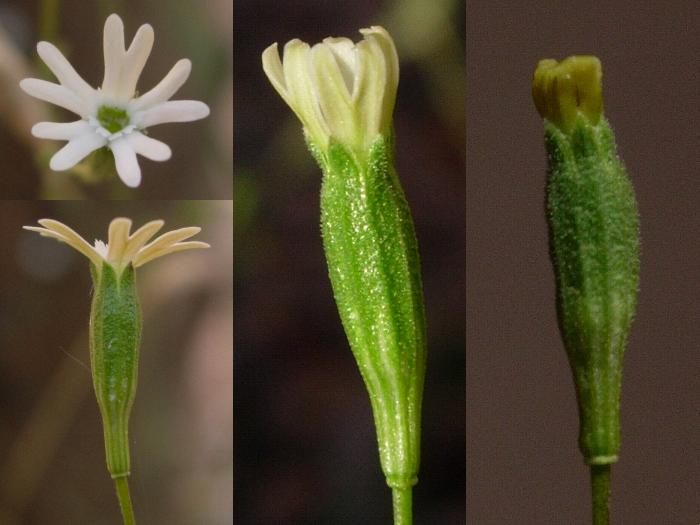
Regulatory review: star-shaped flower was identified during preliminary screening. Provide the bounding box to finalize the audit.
[24,217,210,274]
[20,14,210,187]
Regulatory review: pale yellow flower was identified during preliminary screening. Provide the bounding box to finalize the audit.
[262,26,399,160]
[24,217,209,274]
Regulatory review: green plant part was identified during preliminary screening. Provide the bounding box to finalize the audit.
[24,218,209,525]
[533,56,640,525]
[263,27,426,525]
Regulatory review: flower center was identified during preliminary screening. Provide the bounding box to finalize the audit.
[96,105,131,134]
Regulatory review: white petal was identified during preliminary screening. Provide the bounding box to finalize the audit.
[32,120,93,140]
[359,27,398,136]
[19,78,88,117]
[102,14,126,98]
[310,43,356,145]
[36,41,95,100]
[129,59,192,111]
[261,43,290,102]
[133,100,209,128]
[281,40,330,147]
[119,24,154,99]
[110,138,142,187]
[321,37,358,93]
[125,132,171,161]
[50,132,107,171]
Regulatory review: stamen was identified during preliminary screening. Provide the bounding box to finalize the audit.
[96,105,131,134]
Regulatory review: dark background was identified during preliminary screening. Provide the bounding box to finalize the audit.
[467,1,699,524]
[234,0,466,523]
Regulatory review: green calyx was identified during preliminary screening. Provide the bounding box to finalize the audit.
[89,262,142,478]
[97,105,131,134]
[544,113,639,465]
[316,135,427,491]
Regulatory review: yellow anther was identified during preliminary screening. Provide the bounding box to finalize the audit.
[532,55,603,133]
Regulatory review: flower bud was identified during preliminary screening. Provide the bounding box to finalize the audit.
[534,56,640,465]
[532,55,602,133]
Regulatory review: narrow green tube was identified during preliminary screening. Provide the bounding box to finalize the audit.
[89,263,141,478]
[591,464,610,525]
[392,487,413,525]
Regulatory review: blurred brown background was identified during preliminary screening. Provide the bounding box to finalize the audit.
[0,201,232,524]
[234,0,465,523]
[467,1,699,523]
[0,0,232,199]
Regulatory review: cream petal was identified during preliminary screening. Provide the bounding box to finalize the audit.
[321,37,358,93]
[129,59,192,111]
[310,43,356,146]
[102,14,126,98]
[19,78,88,117]
[133,226,202,267]
[23,227,69,242]
[118,23,154,99]
[36,41,95,100]
[32,120,93,141]
[27,219,104,267]
[281,40,329,147]
[50,132,107,171]
[353,39,385,144]
[133,100,209,128]
[125,132,172,161]
[142,226,202,249]
[360,27,398,135]
[261,44,291,104]
[106,217,133,263]
[133,240,209,268]
[109,138,142,187]
[121,220,165,262]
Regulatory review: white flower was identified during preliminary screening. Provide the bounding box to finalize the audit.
[262,26,399,160]
[20,14,210,187]
[24,217,210,274]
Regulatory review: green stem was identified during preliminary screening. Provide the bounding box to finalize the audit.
[391,487,413,525]
[591,464,610,525]
[114,476,136,525]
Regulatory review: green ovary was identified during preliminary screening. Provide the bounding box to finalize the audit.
[97,105,131,134]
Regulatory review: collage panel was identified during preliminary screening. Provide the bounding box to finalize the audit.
[234,0,466,523]
[0,200,232,524]
[467,1,700,523]
[0,1,232,199]
[0,1,234,523]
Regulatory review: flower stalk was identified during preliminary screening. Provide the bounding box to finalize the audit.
[263,27,426,524]
[533,56,640,524]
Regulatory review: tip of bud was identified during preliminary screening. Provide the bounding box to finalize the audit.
[532,55,603,133]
